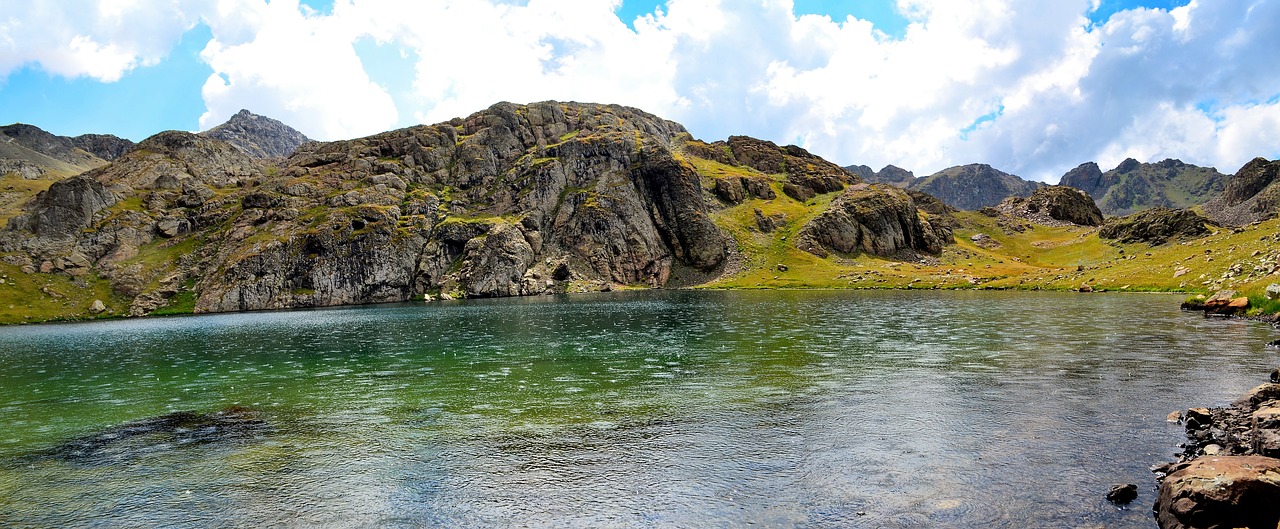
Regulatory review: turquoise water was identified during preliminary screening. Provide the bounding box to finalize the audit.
[0,290,1275,527]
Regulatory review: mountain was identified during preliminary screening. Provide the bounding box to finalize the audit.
[1202,157,1280,226]
[202,109,311,159]
[0,101,955,320]
[1059,158,1228,216]
[1,124,133,179]
[910,163,1043,211]
[843,164,918,188]
[1,124,134,226]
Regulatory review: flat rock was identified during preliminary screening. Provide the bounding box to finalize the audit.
[1155,455,1280,529]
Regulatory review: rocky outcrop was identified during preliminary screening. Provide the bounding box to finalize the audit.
[192,101,729,311]
[1203,157,1280,226]
[796,183,953,258]
[4,175,118,238]
[911,163,1042,211]
[689,136,853,200]
[1061,158,1228,216]
[1153,372,1280,529]
[0,123,128,180]
[992,185,1104,227]
[1098,207,1213,245]
[202,109,311,159]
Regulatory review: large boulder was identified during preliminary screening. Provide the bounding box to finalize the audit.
[994,185,1104,226]
[796,183,952,258]
[4,175,118,238]
[1099,207,1213,245]
[1155,455,1280,529]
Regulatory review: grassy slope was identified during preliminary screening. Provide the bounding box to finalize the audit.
[693,155,1280,315]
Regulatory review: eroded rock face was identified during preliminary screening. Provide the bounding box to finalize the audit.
[796,184,952,258]
[1099,207,1213,245]
[1155,456,1280,529]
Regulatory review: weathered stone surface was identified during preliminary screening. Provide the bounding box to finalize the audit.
[1155,455,1280,529]
[1099,207,1213,245]
[712,177,745,204]
[1266,283,1280,301]
[796,183,953,258]
[88,299,105,314]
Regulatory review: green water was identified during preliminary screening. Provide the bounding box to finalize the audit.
[0,290,1276,527]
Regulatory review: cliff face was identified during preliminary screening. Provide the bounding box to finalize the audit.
[202,109,311,159]
[3,102,736,314]
[911,163,1042,211]
[1060,158,1228,216]
[1203,157,1280,226]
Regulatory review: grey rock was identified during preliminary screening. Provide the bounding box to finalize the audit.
[796,183,952,258]
[202,109,311,159]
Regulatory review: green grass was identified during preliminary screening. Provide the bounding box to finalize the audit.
[0,262,124,324]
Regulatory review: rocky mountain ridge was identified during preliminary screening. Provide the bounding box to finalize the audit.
[202,109,311,159]
[1,124,133,180]
[1059,158,1227,216]
[1202,157,1280,226]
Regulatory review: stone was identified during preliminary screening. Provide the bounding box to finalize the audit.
[89,300,106,314]
[1079,283,1093,293]
[993,185,1104,226]
[712,177,745,204]
[1267,283,1280,301]
[1236,383,1280,407]
[1155,455,1280,529]
[1167,410,1183,423]
[1105,483,1138,504]
[1185,408,1213,430]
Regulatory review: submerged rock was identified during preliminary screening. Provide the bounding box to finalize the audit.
[35,406,268,465]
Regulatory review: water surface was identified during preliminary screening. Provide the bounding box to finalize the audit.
[1,290,1276,527]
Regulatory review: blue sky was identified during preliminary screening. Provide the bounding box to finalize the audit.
[2,0,1277,181]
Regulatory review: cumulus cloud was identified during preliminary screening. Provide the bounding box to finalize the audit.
[2,0,1279,178]
[196,0,397,140]
[0,0,194,82]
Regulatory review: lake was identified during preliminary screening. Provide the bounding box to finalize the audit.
[0,290,1276,527]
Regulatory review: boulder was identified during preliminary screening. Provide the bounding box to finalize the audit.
[712,177,746,204]
[1155,455,1280,529]
[1106,483,1138,504]
[1267,283,1280,301]
[1099,208,1213,245]
[4,175,118,238]
[88,299,106,314]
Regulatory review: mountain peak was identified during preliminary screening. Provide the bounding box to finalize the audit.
[202,110,310,159]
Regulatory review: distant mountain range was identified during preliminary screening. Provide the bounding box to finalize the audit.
[843,163,1042,211]
[1059,158,1228,216]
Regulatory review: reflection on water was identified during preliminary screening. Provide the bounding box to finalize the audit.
[0,290,1276,527]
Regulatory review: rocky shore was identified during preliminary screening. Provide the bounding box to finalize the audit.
[1152,370,1280,528]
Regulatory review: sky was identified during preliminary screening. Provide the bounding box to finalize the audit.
[1,0,1278,182]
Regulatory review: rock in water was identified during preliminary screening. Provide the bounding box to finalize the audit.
[1106,483,1138,504]
[36,407,268,465]
[1155,455,1280,529]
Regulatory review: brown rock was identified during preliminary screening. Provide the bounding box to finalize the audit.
[1236,383,1280,407]
[1155,455,1280,529]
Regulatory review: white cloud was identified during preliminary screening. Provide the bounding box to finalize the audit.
[196,0,397,140]
[2,0,1279,179]
[0,0,194,82]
